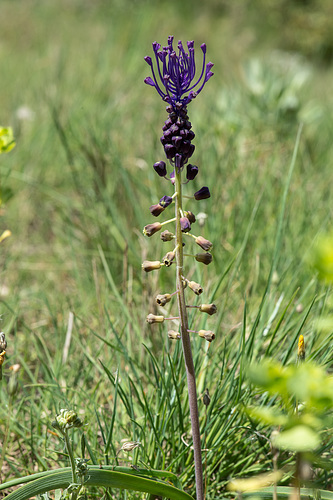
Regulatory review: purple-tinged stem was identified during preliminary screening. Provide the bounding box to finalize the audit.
[174,169,203,500]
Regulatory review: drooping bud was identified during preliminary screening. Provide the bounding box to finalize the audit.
[159,195,173,208]
[160,230,174,242]
[120,441,141,452]
[195,236,212,251]
[195,252,213,265]
[199,303,217,315]
[198,330,215,342]
[142,260,161,272]
[203,388,211,407]
[186,164,199,180]
[188,281,203,295]
[156,293,172,306]
[180,217,191,233]
[184,211,196,224]
[153,161,167,177]
[168,330,181,340]
[194,186,211,200]
[162,251,175,267]
[146,314,165,324]
[143,222,162,237]
[149,204,165,217]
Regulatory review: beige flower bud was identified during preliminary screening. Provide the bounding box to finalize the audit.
[121,441,141,452]
[142,260,161,272]
[195,236,213,251]
[162,251,175,267]
[146,314,165,324]
[143,222,162,237]
[168,330,181,340]
[160,230,174,242]
[195,252,213,265]
[198,330,215,342]
[156,293,172,306]
[188,281,203,295]
[199,303,217,315]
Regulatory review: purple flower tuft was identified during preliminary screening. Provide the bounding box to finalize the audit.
[144,37,214,110]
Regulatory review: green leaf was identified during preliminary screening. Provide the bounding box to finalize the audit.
[272,425,320,452]
[246,406,288,427]
[3,467,194,500]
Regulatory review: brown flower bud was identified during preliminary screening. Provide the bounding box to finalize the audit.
[199,303,217,315]
[180,217,191,233]
[149,204,165,217]
[203,388,211,407]
[188,281,203,295]
[195,236,212,251]
[195,252,213,265]
[156,293,172,306]
[160,230,174,242]
[198,330,215,342]
[143,222,162,237]
[146,314,165,324]
[142,260,161,272]
[168,330,181,340]
[184,211,196,224]
[162,251,175,267]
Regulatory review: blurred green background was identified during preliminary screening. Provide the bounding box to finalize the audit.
[1,0,333,497]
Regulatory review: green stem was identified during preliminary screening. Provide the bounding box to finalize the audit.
[175,169,204,500]
[63,431,78,485]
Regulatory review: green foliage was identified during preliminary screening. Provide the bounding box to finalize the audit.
[247,360,333,453]
[0,126,15,154]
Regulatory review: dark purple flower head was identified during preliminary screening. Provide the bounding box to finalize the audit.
[144,37,214,110]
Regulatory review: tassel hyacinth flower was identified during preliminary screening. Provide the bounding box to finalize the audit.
[143,37,214,500]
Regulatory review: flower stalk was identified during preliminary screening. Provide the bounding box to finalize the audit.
[174,169,204,500]
[143,37,214,500]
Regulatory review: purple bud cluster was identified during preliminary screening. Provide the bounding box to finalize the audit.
[160,104,195,171]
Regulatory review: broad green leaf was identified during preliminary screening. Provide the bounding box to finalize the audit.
[272,425,320,452]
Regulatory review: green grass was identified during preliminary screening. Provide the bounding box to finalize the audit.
[1,0,333,498]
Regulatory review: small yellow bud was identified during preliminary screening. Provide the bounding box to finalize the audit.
[198,330,215,342]
[298,335,305,361]
[188,281,203,295]
[142,260,161,272]
[156,293,172,306]
[195,252,213,265]
[162,251,175,267]
[168,330,181,340]
[146,314,164,324]
[199,303,217,315]
[0,230,11,244]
